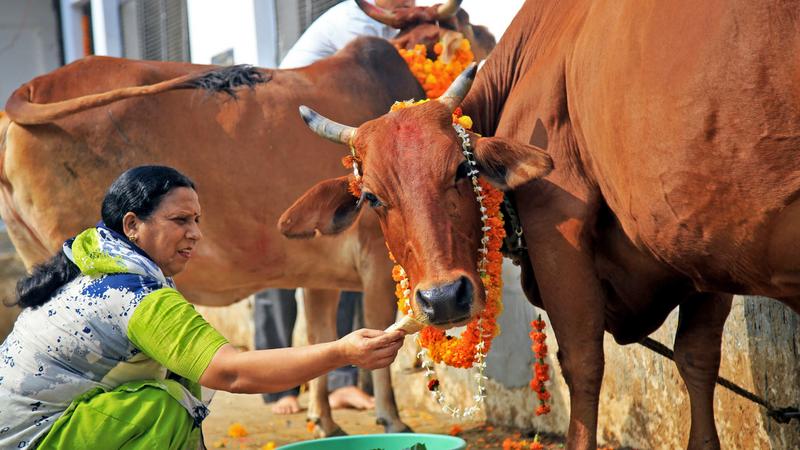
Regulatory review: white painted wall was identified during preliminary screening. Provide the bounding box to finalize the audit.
[0,0,61,105]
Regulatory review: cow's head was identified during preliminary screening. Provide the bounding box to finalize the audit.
[279,66,552,327]
[358,0,496,62]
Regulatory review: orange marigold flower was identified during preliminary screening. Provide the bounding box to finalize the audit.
[531,319,546,331]
[347,177,362,198]
[227,423,248,438]
[305,420,315,433]
[535,403,551,416]
[449,424,463,436]
[531,332,547,343]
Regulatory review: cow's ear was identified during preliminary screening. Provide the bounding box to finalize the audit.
[473,136,553,190]
[279,176,362,239]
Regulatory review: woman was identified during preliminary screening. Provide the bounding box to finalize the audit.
[0,166,405,449]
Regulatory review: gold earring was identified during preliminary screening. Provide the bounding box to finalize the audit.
[128,235,138,243]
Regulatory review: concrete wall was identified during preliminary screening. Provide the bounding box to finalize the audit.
[0,0,61,105]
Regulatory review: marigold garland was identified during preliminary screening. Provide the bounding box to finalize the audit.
[530,315,551,416]
[397,40,474,99]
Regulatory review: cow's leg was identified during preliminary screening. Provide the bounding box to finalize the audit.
[361,268,412,433]
[673,292,732,450]
[302,288,346,437]
[518,182,605,450]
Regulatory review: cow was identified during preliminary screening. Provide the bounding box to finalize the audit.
[356,0,496,62]
[282,0,800,448]
[0,0,496,437]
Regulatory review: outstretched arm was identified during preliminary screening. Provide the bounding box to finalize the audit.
[199,328,405,394]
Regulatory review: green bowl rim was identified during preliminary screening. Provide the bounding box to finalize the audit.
[279,432,467,446]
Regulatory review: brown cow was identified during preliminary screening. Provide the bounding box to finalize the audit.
[283,0,800,448]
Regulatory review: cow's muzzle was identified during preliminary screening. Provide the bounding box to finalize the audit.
[415,276,473,325]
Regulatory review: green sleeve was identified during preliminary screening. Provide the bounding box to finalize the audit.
[127,288,229,383]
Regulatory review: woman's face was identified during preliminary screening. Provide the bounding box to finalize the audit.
[124,187,203,277]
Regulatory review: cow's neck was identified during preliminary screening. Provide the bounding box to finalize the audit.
[461,0,589,137]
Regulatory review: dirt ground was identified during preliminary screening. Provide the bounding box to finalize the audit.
[203,390,572,450]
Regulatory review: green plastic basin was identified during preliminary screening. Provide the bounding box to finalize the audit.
[278,433,467,450]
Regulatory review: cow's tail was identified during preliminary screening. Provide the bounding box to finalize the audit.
[5,64,270,126]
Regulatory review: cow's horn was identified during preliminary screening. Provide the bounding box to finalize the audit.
[436,0,463,18]
[299,106,356,146]
[355,0,400,28]
[438,62,478,112]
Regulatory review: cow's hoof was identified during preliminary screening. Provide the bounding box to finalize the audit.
[325,426,348,438]
[313,425,347,438]
[308,417,347,438]
[376,417,413,433]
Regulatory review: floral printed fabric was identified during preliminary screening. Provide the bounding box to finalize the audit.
[0,225,210,449]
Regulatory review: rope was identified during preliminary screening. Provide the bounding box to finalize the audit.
[639,337,800,424]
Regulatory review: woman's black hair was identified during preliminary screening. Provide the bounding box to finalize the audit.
[12,166,196,309]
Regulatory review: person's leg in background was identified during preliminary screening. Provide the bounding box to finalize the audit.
[327,291,375,410]
[253,288,301,414]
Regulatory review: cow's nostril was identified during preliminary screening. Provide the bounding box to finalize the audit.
[454,276,473,312]
[416,290,435,317]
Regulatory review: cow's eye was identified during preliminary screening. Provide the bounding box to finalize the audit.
[455,161,471,181]
[362,192,384,208]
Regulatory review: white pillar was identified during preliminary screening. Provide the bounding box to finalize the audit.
[60,0,85,63]
[253,0,278,68]
[90,0,122,57]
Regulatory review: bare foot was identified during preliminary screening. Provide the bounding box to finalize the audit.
[328,386,375,410]
[271,395,301,414]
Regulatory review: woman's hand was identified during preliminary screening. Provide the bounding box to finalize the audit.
[337,329,406,370]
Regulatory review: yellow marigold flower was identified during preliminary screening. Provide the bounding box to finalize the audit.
[457,115,473,129]
[261,443,276,450]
